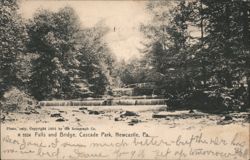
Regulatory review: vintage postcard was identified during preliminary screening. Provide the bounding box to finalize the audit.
[0,0,249,159]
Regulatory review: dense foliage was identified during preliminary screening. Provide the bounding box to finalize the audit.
[140,0,250,112]
[1,1,116,106]
[0,0,28,97]
[27,7,115,100]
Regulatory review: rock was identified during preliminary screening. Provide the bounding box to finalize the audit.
[165,117,170,120]
[217,120,232,125]
[128,119,141,126]
[189,109,195,113]
[131,119,140,123]
[28,100,33,105]
[24,111,31,115]
[30,109,39,114]
[50,113,61,117]
[120,111,138,118]
[25,106,32,111]
[128,123,134,126]
[88,110,100,115]
[88,110,104,115]
[56,118,65,122]
[79,107,88,110]
[1,114,5,122]
[114,117,122,121]
[152,114,167,118]
[99,111,105,114]
[35,105,41,109]
[223,115,233,121]
[4,118,16,122]
[23,106,39,114]
[6,104,18,112]
[245,115,250,123]
[158,106,168,111]
[217,115,233,125]
[81,110,87,114]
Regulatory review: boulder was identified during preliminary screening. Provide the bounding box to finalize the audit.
[128,118,141,126]
[1,114,5,122]
[131,119,140,123]
[56,118,65,122]
[189,109,195,113]
[88,110,103,115]
[223,115,233,121]
[152,114,167,119]
[79,107,88,110]
[50,113,61,117]
[114,117,122,121]
[120,111,138,118]
[24,111,31,115]
[217,115,233,125]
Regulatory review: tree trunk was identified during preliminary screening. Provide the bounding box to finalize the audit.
[200,0,207,88]
[247,78,250,109]
[242,1,250,47]
[242,1,250,109]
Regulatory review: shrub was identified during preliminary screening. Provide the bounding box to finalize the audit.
[0,87,36,112]
[166,86,246,113]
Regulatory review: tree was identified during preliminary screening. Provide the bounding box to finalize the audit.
[141,0,250,111]
[27,7,115,100]
[0,0,28,97]
[27,8,75,100]
[75,23,116,96]
[142,1,196,93]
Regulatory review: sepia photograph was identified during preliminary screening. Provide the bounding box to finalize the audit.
[1,0,250,159]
